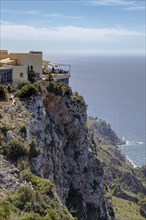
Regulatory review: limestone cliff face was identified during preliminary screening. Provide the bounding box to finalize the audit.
[27,93,110,220]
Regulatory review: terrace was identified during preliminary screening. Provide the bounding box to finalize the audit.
[43,60,71,85]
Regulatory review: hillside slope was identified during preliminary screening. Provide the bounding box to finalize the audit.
[87,117,146,219]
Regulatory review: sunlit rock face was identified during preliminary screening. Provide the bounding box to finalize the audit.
[27,93,112,220]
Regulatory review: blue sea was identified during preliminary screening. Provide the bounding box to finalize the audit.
[47,55,146,167]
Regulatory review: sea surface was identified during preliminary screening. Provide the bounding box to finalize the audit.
[47,55,146,167]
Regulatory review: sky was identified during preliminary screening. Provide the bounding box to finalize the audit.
[0,0,145,57]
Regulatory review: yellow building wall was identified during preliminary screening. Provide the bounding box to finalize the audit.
[9,52,42,77]
[3,64,28,84]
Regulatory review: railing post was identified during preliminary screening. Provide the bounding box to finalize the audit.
[69,65,71,75]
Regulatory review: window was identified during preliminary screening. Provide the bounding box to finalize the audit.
[0,69,12,83]
[20,72,23,77]
[28,65,33,72]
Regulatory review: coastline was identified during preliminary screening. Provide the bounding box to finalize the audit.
[117,143,137,168]
[117,137,145,168]
[125,156,137,168]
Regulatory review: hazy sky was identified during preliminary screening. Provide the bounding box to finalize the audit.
[1,0,145,56]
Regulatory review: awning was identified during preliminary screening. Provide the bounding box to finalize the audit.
[0,58,16,64]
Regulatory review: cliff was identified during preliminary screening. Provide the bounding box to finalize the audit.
[0,82,145,220]
[27,92,110,220]
[0,83,113,220]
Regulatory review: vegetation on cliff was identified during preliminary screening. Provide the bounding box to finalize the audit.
[16,82,39,99]
[0,81,110,220]
[0,81,79,220]
[0,80,145,220]
[0,170,74,220]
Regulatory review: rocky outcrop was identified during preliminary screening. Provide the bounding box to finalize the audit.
[0,155,23,190]
[112,185,138,203]
[87,116,125,146]
[27,94,111,220]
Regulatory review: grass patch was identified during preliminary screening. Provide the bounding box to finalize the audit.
[113,196,145,220]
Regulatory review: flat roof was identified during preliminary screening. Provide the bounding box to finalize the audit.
[29,51,42,54]
[48,61,70,67]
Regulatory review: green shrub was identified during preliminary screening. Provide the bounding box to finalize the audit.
[0,84,7,101]
[32,192,48,216]
[13,186,35,212]
[28,71,38,83]
[0,123,12,135]
[17,81,31,90]
[7,84,12,93]
[33,81,42,93]
[22,212,42,220]
[139,198,146,218]
[0,112,3,119]
[72,92,86,105]
[12,185,51,216]
[0,200,11,220]
[0,139,27,161]
[19,125,27,133]
[47,208,60,220]
[17,83,39,98]
[47,82,72,97]
[1,171,74,220]
[46,74,54,83]
[0,133,3,146]
[19,125,27,139]
[47,81,56,93]
[21,170,54,196]
[28,140,41,160]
